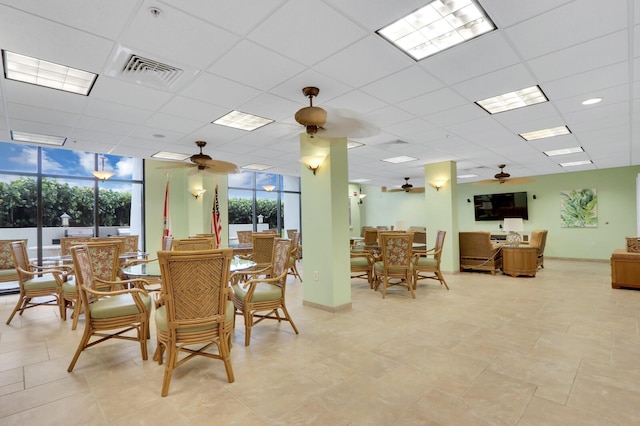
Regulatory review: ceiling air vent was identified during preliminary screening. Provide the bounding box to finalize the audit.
[121,54,183,86]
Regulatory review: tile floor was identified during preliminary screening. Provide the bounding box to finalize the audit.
[1,259,640,425]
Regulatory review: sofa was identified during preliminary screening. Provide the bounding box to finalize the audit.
[459,231,502,275]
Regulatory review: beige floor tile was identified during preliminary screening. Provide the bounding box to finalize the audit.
[0,259,639,424]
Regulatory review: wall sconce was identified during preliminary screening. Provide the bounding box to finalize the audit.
[191,189,206,199]
[92,156,114,180]
[263,185,275,192]
[358,186,367,204]
[432,181,445,191]
[60,212,70,227]
[300,155,325,175]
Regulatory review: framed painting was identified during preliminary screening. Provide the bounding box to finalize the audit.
[560,188,597,228]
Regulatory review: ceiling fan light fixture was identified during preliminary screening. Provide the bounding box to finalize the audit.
[295,87,327,136]
[93,156,114,180]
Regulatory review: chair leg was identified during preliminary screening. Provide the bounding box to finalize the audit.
[68,324,92,372]
[161,345,176,397]
[71,298,82,330]
[5,296,25,325]
[244,310,253,346]
[437,271,449,290]
[220,327,235,383]
[279,305,299,335]
[139,322,148,361]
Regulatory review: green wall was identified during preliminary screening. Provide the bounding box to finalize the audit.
[357,166,640,261]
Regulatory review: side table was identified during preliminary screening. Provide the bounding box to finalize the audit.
[501,246,538,277]
[611,249,640,289]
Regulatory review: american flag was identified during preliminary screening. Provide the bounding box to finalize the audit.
[212,184,222,248]
[162,179,172,248]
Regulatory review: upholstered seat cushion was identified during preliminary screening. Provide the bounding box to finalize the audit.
[0,268,17,278]
[414,257,437,267]
[155,299,234,332]
[23,275,60,291]
[62,280,77,295]
[233,282,282,302]
[89,293,152,319]
[350,257,370,267]
[373,261,412,274]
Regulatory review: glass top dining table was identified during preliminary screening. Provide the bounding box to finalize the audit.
[121,256,257,278]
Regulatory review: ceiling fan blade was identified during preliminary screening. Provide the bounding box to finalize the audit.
[502,177,535,184]
[409,187,425,193]
[198,158,241,174]
[156,162,196,170]
[316,109,379,139]
[381,186,405,192]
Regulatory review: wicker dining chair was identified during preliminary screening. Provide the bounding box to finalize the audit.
[236,230,252,244]
[0,239,26,284]
[62,240,124,330]
[287,231,303,282]
[170,237,216,251]
[67,245,151,372]
[413,230,448,290]
[6,241,68,325]
[350,249,375,288]
[244,233,277,273]
[231,238,299,346]
[155,248,235,396]
[373,232,415,299]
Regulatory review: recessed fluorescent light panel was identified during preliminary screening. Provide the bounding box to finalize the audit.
[2,50,97,96]
[560,160,592,167]
[347,140,365,149]
[213,110,273,131]
[381,155,418,164]
[457,173,478,179]
[476,85,548,114]
[350,179,371,183]
[377,0,496,61]
[151,151,191,161]
[520,126,571,141]
[11,130,66,146]
[241,163,273,171]
[544,147,584,157]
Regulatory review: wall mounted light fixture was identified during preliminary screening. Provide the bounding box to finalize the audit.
[358,186,367,204]
[432,181,445,191]
[191,189,206,199]
[300,155,325,175]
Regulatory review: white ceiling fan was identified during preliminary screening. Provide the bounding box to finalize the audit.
[157,141,240,175]
[381,177,425,193]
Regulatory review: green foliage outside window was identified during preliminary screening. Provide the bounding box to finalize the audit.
[0,177,131,228]
[228,197,283,229]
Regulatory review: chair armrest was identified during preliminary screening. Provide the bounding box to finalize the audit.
[95,277,149,291]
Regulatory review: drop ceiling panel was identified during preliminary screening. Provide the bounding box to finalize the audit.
[424,103,487,127]
[1,0,138,40]
[74,116,136,136]
[118,1,239,70]
[158,96,230,123]
[314,36,413,88]
[504,0,627,60]
[90,77,174,111]
[451,63,537,103]
[422,32,521,86]
[247,0,367,66]
[360,66,444,104]
[208,41,306,90]
[528,31,628,84]
[237,93,302,122]
[143,113,205,134]
[482,0,574,28]
[84,99,153,125]
[0,5,115,71]
[324,0,430,31]
[268,70,352,105]
[3,81,88,115]
[323,90,388,116]
[164,0,284,36]
[180,73,261,109]
[6,104,80,128]
[397,88,468,117]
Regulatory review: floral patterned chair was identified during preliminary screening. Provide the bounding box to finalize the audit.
[62,240,124,330]
[0,239,26,284]
[231,238,298,346]
[373,232,415,299]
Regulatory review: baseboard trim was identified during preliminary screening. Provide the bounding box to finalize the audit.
[302,300,352,312]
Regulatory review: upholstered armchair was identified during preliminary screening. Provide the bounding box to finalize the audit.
[459,231,502,275]
[529,229,548,269]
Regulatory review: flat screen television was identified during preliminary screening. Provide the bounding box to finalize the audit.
[474,192,528,221]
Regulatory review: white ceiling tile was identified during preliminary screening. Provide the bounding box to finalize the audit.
[208,40,306,90]
[314,35,413,87]
[361,66,443,104]
[181,73,261,108]
[397,88,467,117]
[90,77,174,111]
[119,1,239,70]
[247,0,367,66]
[505,0,627,59]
